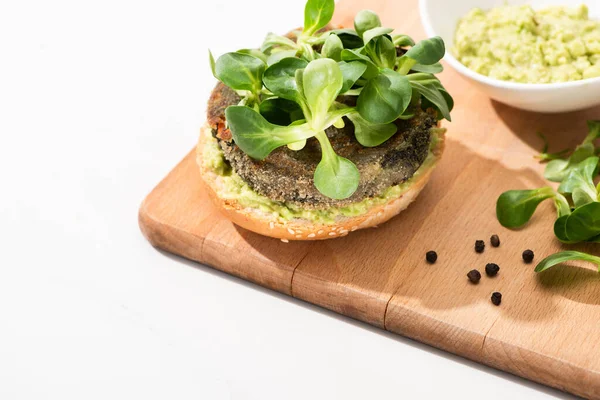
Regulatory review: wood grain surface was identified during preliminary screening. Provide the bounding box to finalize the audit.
[139,0,600,397]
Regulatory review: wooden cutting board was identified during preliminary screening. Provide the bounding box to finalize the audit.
[139,0,600,397]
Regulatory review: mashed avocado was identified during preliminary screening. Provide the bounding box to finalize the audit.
[202,129,443,224]
[454,4,600,83]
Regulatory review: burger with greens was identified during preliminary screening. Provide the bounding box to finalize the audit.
[199,0,453,240]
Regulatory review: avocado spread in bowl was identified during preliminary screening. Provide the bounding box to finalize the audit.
[453,4,600,83]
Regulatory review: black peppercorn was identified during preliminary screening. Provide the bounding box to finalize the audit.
[522,249,534,263]
[491,292,502,306]
[490,234,500,247]
[475,240,485,253]
[426,251,438,264]
[467,269,481,284]
[485,263,500,277]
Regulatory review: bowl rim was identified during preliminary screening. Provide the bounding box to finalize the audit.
[418,0,600,91]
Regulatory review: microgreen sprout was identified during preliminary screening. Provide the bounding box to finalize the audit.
[209,0,453,199]
[497,121,600,272]
[535,251,600,273]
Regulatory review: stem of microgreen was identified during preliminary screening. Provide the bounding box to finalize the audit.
[299,41,317,61]
[397,58,417,75]
[315,130,338,167]
[344,88,363,96]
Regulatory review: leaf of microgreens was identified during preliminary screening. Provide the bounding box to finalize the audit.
[302,58,343,130]
[338,61,367,93]
[496,187,556,228]
[328,29,364,49]
[535,251,600,273]
[362,27,394,46]
[439,88,454,114]
[403,36,445,65]
[557,156,599,192]
[554,215,577,244]
[545,142,595,182]
[261,33,298,53]
[357,69,411,124]
[237,49,268,63]
[303,0,334,36]
[410,62,443,74]
[407,73,452,121]
[266,50,299,66]
[354,9,381,37]
[208,50,216,76]
[215,52,266,92]
[321,34,343,61]
[572,188,595,208]
[564,202,600,242]
[554,192,572,217]
[558,156,599,206]
[225,106,315,159]
[347,111,397,147]
[366,35,396,69]
[262,57,308,102]
[340,48,379,79]
[293,69,311,119]
[392,34,415,47]
[313,131,360,199]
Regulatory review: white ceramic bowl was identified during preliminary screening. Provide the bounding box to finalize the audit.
[419,0,600,113]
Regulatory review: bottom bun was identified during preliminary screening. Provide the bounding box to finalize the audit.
[197,123,445,241]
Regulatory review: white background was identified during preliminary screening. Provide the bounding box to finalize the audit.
[0,0,577,398]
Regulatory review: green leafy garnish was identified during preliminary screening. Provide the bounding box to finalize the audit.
[261,33,297,53]
[408,73,452,121]
[208,50,216,76]
[302,58,343,129]
[353,10,381,37]
[262,58,308,102]
[338,61,367,93]
[403,36,445,65]
[391,34,415,47]
[535,251,600,273]
[496,187,557,229]
[410,62,443,74]
[563,202,600,242]
[303,0,335,36]
[357,69,411,124]
[365,35,397,69]
[225,106,314,159]
[209,0,452,200]
[397,37,445,75]
[214,52,265,93]
[314,131,360,199]
[347,112,397,147]
[362,27,394,46]
[553,215,576,244]
[544,120,600,182]
[557,156,599,207]
[321,34,343,61]
[496,121,600,273]
[340,48,379,79]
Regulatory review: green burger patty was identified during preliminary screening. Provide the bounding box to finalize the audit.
[207,83,439,210]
